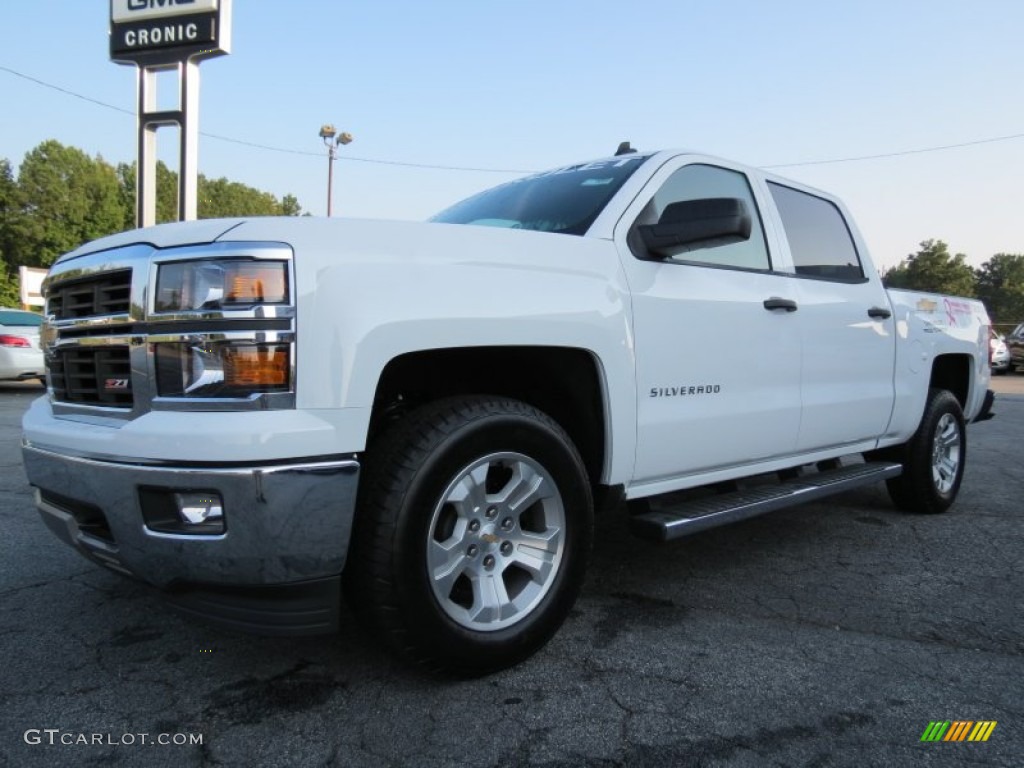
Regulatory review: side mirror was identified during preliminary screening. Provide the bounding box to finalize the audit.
[638,197,752,258]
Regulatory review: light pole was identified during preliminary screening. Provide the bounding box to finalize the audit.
[319,124,353,216]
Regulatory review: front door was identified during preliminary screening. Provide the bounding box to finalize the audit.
[616,160,803,488]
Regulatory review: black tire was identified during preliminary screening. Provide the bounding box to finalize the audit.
[345,396,593,675]
[882,388,966,514]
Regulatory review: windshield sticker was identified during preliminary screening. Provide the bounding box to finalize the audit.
[581,178,615,187]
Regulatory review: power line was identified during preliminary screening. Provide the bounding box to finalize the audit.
[1,65,134,116]
[4,64,1023,173]
[0,64,533,174]
[764,132,1024,168]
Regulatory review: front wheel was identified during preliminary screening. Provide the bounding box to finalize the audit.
[883,388,966,514]
[345,396,593,675]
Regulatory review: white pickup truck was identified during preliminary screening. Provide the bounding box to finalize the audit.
[22,148,994,674]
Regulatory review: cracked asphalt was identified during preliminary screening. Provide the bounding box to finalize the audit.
[1,381,1021,767]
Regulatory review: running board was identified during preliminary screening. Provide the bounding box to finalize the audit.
[630,462,903,542]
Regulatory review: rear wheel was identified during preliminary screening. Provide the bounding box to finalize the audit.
[882,388,966,514]
[345,396,593,675]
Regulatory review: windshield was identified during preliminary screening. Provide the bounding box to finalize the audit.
[431,154,650,235]
[0,310,43,327]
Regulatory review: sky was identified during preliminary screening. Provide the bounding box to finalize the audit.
[2,0,1023,271]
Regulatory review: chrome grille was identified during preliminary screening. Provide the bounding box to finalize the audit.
[43,243,296,420]
[49,347,133,407]
[48,270,132,320]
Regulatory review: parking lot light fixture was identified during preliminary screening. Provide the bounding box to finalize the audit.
[320,124,353,217]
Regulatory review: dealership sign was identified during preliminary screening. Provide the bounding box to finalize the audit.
[110,0,232,63]
[109,0,233,227]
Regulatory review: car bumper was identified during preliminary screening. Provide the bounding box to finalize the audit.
[0,345,44,380]
[990,353,1010,372]
[22,445,360,635]
[973,389,996,423]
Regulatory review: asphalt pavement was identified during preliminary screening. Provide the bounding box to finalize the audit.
[1,380,1020,767]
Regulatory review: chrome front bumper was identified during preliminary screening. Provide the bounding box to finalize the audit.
[22,445,360,633]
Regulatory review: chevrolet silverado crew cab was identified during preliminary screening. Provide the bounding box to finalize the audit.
[23,149,994,674]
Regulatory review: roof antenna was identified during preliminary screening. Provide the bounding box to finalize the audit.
[615,141,637,156]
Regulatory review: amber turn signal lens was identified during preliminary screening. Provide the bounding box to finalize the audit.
[225,264,288,304]
[222,345,289,388]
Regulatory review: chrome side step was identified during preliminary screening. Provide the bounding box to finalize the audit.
[630,461,903,542]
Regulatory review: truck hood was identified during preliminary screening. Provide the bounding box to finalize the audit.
[53,218,250,265]
[217,216,613,273]
[53,216,618,283]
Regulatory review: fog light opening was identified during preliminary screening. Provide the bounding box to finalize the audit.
[140,487,226,535]
[175,492,224,526]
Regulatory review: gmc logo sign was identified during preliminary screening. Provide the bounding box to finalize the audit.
[127,0,195,9]
[111,0,217,24]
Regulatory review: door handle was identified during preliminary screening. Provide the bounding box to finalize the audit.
[763,297,798,312]
[867,306,892,319]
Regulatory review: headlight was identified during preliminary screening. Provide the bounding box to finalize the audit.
[155,342,291,398]
[155,259,288,312]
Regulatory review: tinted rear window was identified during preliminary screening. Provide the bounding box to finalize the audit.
[768,182,864,281]
[0,310,43,327]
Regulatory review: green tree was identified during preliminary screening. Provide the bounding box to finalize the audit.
[280,194,302,216]
[882,239,976,297]
[0,262,21,307]
[199,175,285,218]
[1,140,303,290]
[976,253,1024,324]
[12,140,126,267]
[0,158,24,304]
[117,161,181,226]
[0,158,18,269]
[118,165,303,220]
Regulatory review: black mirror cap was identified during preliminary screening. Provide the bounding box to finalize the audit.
[638,197,752,258]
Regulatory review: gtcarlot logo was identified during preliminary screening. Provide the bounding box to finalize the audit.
[24,729,203,747]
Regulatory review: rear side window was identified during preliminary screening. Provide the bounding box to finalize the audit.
[768,182,864,281]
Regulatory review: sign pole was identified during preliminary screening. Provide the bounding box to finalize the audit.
[110,0,232,228]
[136,67,159,228]
[180,59,201,222]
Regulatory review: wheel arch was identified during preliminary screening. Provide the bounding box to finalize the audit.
[929,353,972,409]
[367,346,610,485]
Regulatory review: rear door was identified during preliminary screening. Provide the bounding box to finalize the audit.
[763,181,896,452]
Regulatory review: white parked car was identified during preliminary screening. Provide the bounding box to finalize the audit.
[990,330,1010,374]
[0,308,44,383]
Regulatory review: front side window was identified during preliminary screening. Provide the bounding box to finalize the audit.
[630,164,771,270]
[431,155,650,236]
[768,182,864,281]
